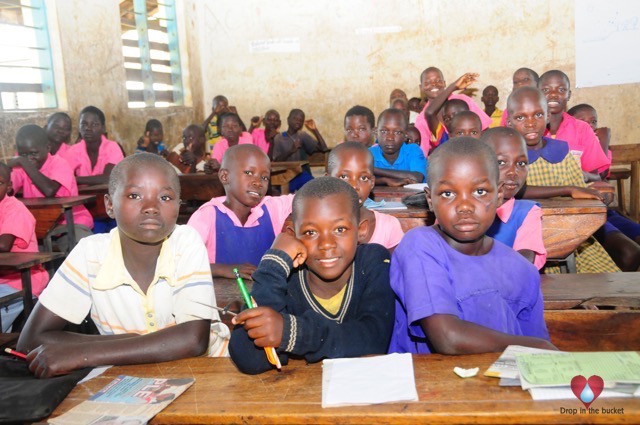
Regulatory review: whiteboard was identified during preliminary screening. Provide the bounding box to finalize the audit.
[575,0,640,88]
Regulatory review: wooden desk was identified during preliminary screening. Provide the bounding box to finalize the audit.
[611,143,640,222]
[271,161,308,194]
[51,353,639,424]
[78,184,109,219]
[541,272,640,310]
[20,195,95,252]
[372,185,423,202]
[178,174,224,202]
[0,252,64,325]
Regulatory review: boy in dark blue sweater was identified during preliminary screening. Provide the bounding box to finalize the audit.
[229,177,395,374]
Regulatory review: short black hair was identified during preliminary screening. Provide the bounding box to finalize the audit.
[79,106,106,126]
[221,144,269,169]
[514,67,540,83]
[427,137,499,187]
[108,153,180,197]
[449,111,481,132]
[344,105,375,128]
[482,85,498,95]
[16,124,48,148]
[288,109,305,118]
[292,176,360,224]
[420,66,443,83]
[567,103,595,117]
[377,108,407,129]
[212,95,228,106]
[218,112,240,128]
[46,112,71,126]
[145,119,163,133]
[443,98,469,113]
[481,126,528,156]
[0,162,11,181]
[539,69,570,88]
[327,141,373,174]
[506,86,547,117]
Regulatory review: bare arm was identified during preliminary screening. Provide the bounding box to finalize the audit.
[373,167,423,184]
[420,314,556,355]
[305,120,330,153]
[424,73,478,135]
[17,303,210,378]
[210,262,256,280]
[521,184,604,202]
[75,163,115,186]
[517,249,536,264]
[0,234,16,252]
[8,157,61,198]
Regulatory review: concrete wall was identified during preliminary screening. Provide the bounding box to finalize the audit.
[1,0,638,164]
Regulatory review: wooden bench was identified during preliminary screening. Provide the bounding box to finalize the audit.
[610,143,640,222]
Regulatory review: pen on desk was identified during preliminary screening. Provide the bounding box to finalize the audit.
[233,268,282,370]
[4,348,27,360]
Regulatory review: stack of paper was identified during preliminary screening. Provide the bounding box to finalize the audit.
[322,353,419,408]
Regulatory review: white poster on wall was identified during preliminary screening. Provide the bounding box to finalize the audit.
[575,0,640,88]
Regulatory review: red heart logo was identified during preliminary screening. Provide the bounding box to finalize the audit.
[571,375,604,408]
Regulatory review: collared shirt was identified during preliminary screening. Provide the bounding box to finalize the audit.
[39,225,218,334]
[251,128,272,156]
[495,198,547,270]
[369,210,405,250]
[66,135,124,177]
[489,107,503,128]
[369,142,427,182]
[187,194,294,263]
[527,137,586,188]
[211,132,254,163]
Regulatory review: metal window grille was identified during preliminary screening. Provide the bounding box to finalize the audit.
[120,0,183,108]
[0,0,57,110]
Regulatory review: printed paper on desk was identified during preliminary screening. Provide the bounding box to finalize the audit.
[322,353,418,408]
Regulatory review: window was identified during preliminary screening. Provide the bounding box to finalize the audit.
[0,0,57,110]
[120,0,183,108]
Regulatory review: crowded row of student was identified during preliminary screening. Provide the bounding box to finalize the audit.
[0,65,638,379]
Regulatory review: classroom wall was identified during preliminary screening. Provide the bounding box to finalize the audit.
[0,0,204,161]
[197,0,639,147]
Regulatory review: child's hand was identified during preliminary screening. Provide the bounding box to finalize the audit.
[588,181,615,205]
[454,73,479,91]
[569,186,604,202]
[251,116,263,126]
[180,150,196,166]
[140,131,151,148]
[26,344,82,378]
[272,233,307,268]
[233,263,257,280]
[7,157,26,168]
[228,106,238,115]
[204,158,220,175]
[304,119,317,131]
[231,306,283,348]
[214,103,229,115]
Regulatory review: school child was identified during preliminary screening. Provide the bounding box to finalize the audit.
[249,109,281,160]
[344,105,375,147]
[499,67,540,127]
[327,142,404,251]
[16,154,226,378]
[434,99,470,146]
[448,111,483,140]
[370,109,427,185]
[0,163,49,332]
[539,70,610,179]
[211,113,259,163]
[567,103,609,156]
[203,95,245,151]
[65,106,124,186]
[406,125,421,146]
[481,85,503,128]
[188,144,294,280]
[45,112,73,157]
[414,68,492,157]
[506,87,621,273]
[481,127,547,269]
[391,97,411,124]
[9,125,93,252]
[273,109,330,192]
[229,177,395,374]
[136,119,168,155]
[388,138,553,355]
[167,124,208,174]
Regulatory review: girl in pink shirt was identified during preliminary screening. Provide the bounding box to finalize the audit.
[45,112,73,158]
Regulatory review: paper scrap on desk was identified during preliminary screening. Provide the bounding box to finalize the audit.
[453,367,479,378]
[322,353,418,408]
[78,366,112,384]
[484,345,560,379]
[368,201,408,211]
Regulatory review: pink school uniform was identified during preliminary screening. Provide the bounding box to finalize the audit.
[494,198,547,270]
[415,93,493,157]
[545,112,610,174]
[11,154,94,229]
[211,132,255,163]
[369,210,405,250]
[187,194,294,264]
[0,195,49,295]
[54,142,72,161]
[250,128,272,156]
[66,135,124,177]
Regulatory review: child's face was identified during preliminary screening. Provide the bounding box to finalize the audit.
[481,87,499,107]
[512,69,537,89]
[46,116,72,145]
[149,128,164,145]
[16,137,49,170]
[376,114,406,156]
[408,98,421,113]
[442,104,466,130]
[213,98,229,114]
[572,108,598,132]
[328,150,374,205]
[0,171,11,201]
[220,117,242,144]
[182,127,202,150]
[420,69,446,101]
[294,192,365,286]
[539,74,571,115]
[79,112,104,144]
[264,112,281,131]
[450,117,482,139]
[344,115,373,145]
[486,135,528,199]
[507,94,547,149]
[406,128,421,146]
[426,156,500,248]
[105,166,180,245]
[287,112,305,132]
[220,151,270,208]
